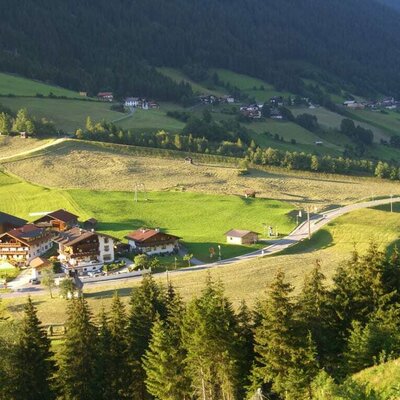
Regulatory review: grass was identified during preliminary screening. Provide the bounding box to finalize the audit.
[116,107,185,132]
[0,136,55,158]
[3,205,398,325]
[348,109,400,137]
[0,97,122,132]
[291,106,390,142]
[0,169,295,261]
[0,72,80,98]
[3,139,400,207]
[0,263,19,282]
[157,67,226,96]
[353,358,400,399]
[211,68,293,102]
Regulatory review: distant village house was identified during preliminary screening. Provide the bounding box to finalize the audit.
[97,92,114,102]
[33,209,79,232]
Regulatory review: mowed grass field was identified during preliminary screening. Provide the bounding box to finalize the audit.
[3,139,400,206]
[0,97,122,132]
[0,72,80,97]
[116,107,185,132]
[0,169,295,261]
[4,205,399,325]
[0,136,56,158]
[211,68,293,102]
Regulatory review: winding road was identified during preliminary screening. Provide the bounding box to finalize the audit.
[3,196,399,298]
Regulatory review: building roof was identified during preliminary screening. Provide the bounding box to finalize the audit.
[224,229,259,238]
[47,209,79,223]
[54,227,117,247]
[125,228,180,243]
[1,224,50,246]
[30,257,51,269]
[0,211,27,227]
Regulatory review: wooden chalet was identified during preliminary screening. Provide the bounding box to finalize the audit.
[0,211,27,234]
[54,227,117,274]
[33,209,79,232]
[0,224,54,265]
[125,228,180,255]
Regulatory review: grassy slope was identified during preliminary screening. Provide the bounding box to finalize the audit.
[348,109,400,137]
[116,107,185,132]
[0,136,55,158]
[0,97,121,132]
[0,72,80,97]
[0,169,295,261]
[3,139,400,206]
[4,205,399,325]
[211,68,293,102]
[353,358,400,399]
[157,67,226,96]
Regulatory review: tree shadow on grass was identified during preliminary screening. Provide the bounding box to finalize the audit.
[84,286,133,300]
[96,219,148,233]
[8,300,46,314]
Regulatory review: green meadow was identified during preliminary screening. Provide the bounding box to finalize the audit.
[0,72,80,97]
[0,170,295,261]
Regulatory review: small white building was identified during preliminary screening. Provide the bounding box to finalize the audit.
[54,227,117,275]
[125,228,180,255]
[124,97,140,107]
[224,229,259,245]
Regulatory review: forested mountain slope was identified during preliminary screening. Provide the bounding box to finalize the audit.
[1,0,400,100]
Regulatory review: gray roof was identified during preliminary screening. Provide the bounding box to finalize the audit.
[224,229,259,238]
[0,211,27,226]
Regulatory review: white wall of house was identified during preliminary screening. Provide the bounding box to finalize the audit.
[128,240,176,255]
[0,239,52,264]
[98,236,115,263]
[226,236,244,245]
[27,239,53,263]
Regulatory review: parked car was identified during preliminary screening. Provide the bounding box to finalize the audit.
[29,278,40,285]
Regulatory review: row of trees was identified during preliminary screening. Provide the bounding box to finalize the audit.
[77,117,249,157]
[248,146,400,180]
[0,107,56,136]
[1,244,400,399]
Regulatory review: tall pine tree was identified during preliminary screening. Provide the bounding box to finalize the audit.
[9,297,55,400]
[58,297,99,400]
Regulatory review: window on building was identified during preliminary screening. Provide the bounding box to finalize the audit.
[104,246,110,252]
[104,238,109,244]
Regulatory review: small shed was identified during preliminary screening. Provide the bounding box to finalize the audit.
[244,190,256,198]
[224,229,259,245]
[184,157,193,165]
[20,131,28,139]
[30,257,52,279]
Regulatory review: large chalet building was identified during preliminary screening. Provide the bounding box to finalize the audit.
[125,228,180,255]
[33,209,79,232]
[0,211,27,234]
[54,227,117,274]
[0,224,54,265]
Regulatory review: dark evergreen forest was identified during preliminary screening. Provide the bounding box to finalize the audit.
[1,0,400,100]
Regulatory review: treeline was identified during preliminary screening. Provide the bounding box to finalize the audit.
[248,147,400,180]
[0,106,57,136]
[76,116,251,157]
[1,244,400,399]
[2,0,400,99]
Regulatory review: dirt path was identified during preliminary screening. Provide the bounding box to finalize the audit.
[0,138,66,162]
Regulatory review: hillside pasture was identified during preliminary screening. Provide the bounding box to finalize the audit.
[3,139,400,206]
[0,97,122,132]
[0,72,80,97]
[0,136,56,158]
[0,169,295,261]
[3,205,399,324]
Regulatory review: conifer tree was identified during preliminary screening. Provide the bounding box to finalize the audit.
[58,297,99,400]
[297,262,334,366]
[10,297,55,400]
[252,270,318,399]
[182,274,240,400]
[96,308,113,400]
[126,274,167,399]
[108,292,130,400]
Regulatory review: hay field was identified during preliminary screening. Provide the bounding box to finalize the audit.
[0,136,55,158]
[3,140,400,207]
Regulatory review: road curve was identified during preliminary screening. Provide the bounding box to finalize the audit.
[4,196,399,298]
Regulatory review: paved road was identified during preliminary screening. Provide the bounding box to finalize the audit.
[3,196,399,298]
